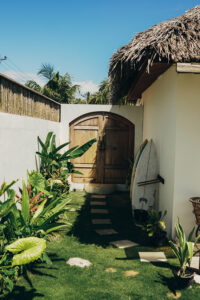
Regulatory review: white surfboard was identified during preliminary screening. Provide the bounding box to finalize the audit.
[132,139,158,213]
[130,139,148,199]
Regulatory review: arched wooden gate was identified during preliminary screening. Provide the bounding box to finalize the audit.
[69,112,134,184]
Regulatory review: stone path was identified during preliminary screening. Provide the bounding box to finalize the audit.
[89,194,168,267]
[89,194,137,248]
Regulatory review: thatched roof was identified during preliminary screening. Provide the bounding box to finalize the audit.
[109,6,200,103]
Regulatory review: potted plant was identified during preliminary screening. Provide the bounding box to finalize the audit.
[169,219,200,288]
[142,210,167,246]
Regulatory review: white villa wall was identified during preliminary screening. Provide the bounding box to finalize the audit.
[143,65,200,238]
[172,72,200,237]
[142,66,177,236]
[0,112,61,184]
[0,104,143,191]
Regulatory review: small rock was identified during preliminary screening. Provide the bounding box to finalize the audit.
[105,267,117,273]
[66,257,92,268]
[124,270,139,277]
[167,292,181,299]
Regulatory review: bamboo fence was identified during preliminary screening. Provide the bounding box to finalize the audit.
[0,73,60,122]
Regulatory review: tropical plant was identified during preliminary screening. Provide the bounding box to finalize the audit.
[142,210,167,246]
[25,80,42,93]
[0,181,70,244]
[26,63,80,104]
[169,219,200,277]
[6,237,46,266]
[87,79,110,104]
[143,210,167,237]
[0,237,46,295]
[36,131,96,182]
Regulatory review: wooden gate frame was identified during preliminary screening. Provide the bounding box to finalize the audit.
[69,111,135,184]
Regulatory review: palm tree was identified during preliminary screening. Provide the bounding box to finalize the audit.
[25,64,80,104]
[87,79,110,104]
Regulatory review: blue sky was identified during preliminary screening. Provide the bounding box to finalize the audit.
[0,0,199,93]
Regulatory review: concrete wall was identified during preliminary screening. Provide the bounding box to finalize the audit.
[142,65,200,237]
[142,66,177,236]
[0,112,60,184]
[0,104,143,191]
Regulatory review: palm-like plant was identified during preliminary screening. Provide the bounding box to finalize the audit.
[169,219,200,276]
[88,79,110,104]
[26,63,80,103]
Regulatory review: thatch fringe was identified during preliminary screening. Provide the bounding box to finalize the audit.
[109,6,200,103]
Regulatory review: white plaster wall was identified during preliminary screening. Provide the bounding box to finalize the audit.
[61,104,143,155]
[142,66,178,236]
[0,112,61,184]
[172,72,200,237]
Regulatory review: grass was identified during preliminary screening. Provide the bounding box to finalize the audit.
[4,191,200,300]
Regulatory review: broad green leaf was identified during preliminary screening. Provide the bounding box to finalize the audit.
[51,134,56,153]
[53,142,71,154]
[188,227,195,242]
[169,241,181,262]
[21,181,30,224]
[6,237,46,266]
[70,138,97,159]
[187,242,194,265]
[31,199,47,224]
[0,190,15,217]
[28,171,46,191]
[45,224,67,234]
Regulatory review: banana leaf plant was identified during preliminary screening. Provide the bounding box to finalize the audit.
[36,131,96,179]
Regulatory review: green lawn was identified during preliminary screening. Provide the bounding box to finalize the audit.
[5,191,200,300]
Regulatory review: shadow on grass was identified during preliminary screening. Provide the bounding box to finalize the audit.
[3,287,44,300]
[67,191,149,248]
[156,270,191,295]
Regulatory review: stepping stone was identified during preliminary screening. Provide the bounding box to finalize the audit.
[95,229,118,235]
[92,219,112,225]
[110,240,138,249]
[90,201,106,206]
[167,292,182,299]
[194,273,200,284]
[139,252,167,262]
[66,257,92,268]
[105,267,117,273]
[91,195,106,199]
[91,209,109,214]
[124,270,139,277]
[190,256,200,269]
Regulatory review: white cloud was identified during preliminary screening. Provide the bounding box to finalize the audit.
[74,80,99,95]
[2,70,45,87]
